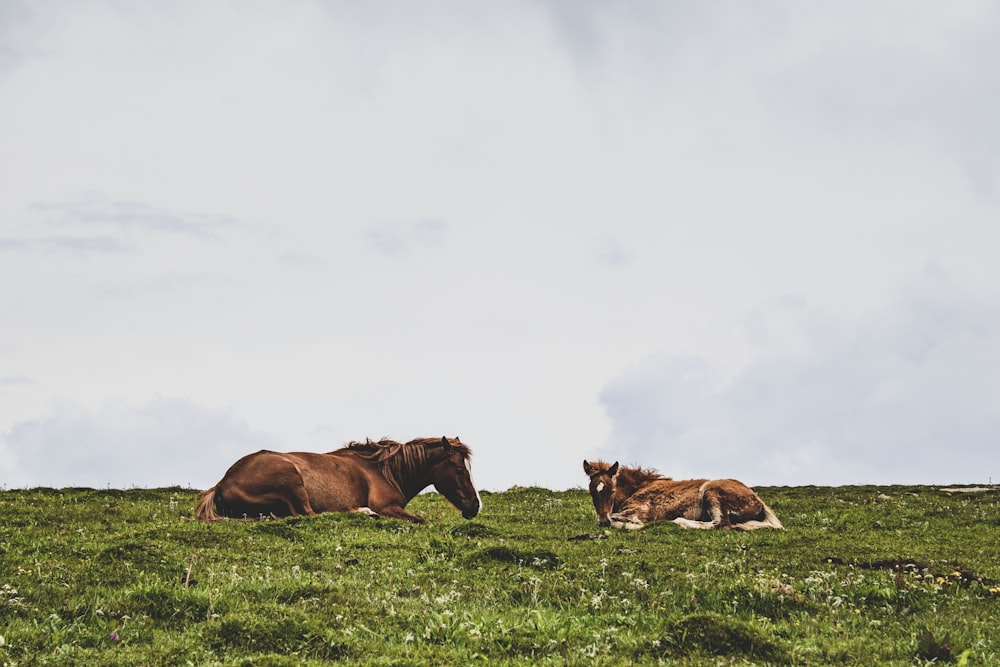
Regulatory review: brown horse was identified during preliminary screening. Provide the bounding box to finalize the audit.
[583,460,782,531]
[196,437,481,523]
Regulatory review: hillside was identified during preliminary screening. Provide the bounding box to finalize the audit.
[1,485,999,665]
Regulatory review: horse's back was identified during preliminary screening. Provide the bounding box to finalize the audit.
[624,478,708,521]
[196,449,368,519]
[289,450,379,513]
[624,477,768,524]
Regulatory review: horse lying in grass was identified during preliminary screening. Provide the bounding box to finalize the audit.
[196,437,481,523]
[583,460,782,531]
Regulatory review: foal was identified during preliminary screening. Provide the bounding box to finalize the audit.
[583,460,782,530]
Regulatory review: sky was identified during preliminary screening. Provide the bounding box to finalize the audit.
[2,1,999,492]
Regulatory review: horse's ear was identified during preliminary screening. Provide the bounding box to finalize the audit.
[583,460,596,475]
[440,436,451,450]
[609,461,619,477]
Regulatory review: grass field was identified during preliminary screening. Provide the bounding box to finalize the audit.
[1,484,999,665]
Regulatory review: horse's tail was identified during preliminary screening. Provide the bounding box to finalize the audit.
[734,503,783,530]
[760,504,783,529]
[195,487,221,522]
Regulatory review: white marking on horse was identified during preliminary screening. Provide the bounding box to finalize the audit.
[596,482,605,493]
[465,456,482,512]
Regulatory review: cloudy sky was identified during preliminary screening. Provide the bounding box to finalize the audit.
[2,1,999,492]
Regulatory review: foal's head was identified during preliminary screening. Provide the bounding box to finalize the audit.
[583,460,619,527]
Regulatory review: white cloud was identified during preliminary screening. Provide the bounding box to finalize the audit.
[759,4,1000,194]
[1,398,276,489]
[367,219,450,257]
[599,268,1000,486]
[0,235,125,254]
[31,198,238,237]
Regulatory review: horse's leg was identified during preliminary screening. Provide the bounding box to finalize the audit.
[375,505,427,524]
[671,517,714,529]
[351,507,380,518]
[608,514,645,529]
[280,488,316,517]
[609,503,646,529]
[247,461,316,518]
[245,490,315,519]
[266,472,316,517]
[673,483,725,529]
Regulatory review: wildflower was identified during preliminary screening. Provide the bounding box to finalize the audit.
[108,631,119,641]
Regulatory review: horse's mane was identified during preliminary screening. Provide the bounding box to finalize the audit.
[588,460,665,486]
[619,464,666,485]
[341,437,405,461]
[611,462,666,502]
[341,437,472,463]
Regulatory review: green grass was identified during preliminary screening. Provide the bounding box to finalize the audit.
[2,484,999,665]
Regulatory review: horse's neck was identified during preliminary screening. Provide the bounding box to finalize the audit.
[378,445,432,500]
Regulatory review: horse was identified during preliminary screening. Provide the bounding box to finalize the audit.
[582,460,782,531]
[195,436,481,524]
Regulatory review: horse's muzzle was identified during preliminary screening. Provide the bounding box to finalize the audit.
[461,501,481,520]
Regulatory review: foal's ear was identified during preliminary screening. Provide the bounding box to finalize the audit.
[583,460,596,475]
[609,461,619,477]
[440,436,451,450]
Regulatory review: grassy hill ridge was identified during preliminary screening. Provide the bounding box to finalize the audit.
[2,485,999,665]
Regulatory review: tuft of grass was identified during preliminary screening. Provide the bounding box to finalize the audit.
[651,611,791,663]
[468,546,562,570]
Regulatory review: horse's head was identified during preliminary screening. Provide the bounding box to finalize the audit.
[583,459,619,527]
[430,437,482,519]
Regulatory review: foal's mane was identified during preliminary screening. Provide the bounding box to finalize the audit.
[618,464,665,485]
